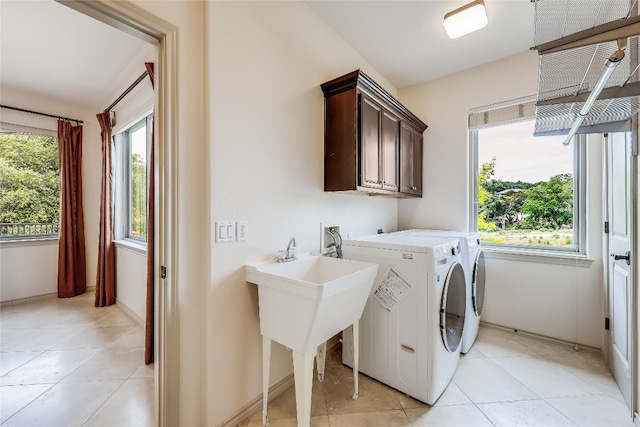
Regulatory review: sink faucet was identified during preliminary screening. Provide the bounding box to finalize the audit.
[327,228,343,259]
[278,237,297,263]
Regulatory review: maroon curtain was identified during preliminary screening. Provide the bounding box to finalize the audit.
[145,62,155,364]
[57,120,87,298]
[95,112,116,307]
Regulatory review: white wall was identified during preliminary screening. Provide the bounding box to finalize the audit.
[205,1,400,424]
[0,88,102,303]
[113,246,146,322]
[397,51,605,349]
[0,240,58,302]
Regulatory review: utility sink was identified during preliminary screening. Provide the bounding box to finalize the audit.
[245,253,378,353]
[246,253,378,427]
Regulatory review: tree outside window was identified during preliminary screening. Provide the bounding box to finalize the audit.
[0,132,60,238]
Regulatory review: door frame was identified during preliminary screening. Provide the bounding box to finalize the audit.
[604,125,639,421]
[633,117,639,423]
[57,1,179,425]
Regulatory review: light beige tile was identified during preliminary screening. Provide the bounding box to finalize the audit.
[453,357,538,403]
[109,325,144,348]
[0,351,42,376]
[459,345,487,360]
[96,309,138,327]
[395,381,471,408]
[513,335,576,356]
[405,404,493,426]
[329,410,410,427]
[477,400,575,426]
[84,378,154,426]
[53,325,133,350]
[1,327,85,351]
[491,356,603,398]
[247,415,329,427]
[433,381,473,406]
[62,346,144,382]
[0,384,53,423]
[2,379,122,426]
[474,328,538,357]
[394,390,428,409]
[323,365,402,414]
[131,362,155,379]
[0,349,100,386]
[546,394,635,427]
[249,376,327,421]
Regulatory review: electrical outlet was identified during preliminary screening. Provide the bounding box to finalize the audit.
[215,221,235,243]
[236,221,248,241]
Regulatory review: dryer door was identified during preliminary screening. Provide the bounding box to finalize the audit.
[440,262,466,352]
[472,250,486,316]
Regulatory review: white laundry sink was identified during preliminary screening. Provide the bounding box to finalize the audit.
[245,254,378,353]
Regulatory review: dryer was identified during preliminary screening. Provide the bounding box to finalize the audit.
[342,234,466,404]
[393,230,486,354]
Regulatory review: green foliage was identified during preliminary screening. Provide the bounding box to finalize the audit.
[477,158,574,247]
[0,133,59,224]
[521,173,573,229]
[130,153,147,238]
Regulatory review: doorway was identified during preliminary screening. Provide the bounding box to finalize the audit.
[56,1,180,425]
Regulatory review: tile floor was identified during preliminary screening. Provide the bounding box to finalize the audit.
[0,293,154,426]
[1,295,634,427]
[240,327,634,427]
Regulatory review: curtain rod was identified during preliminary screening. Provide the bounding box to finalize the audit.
[104,70,149,113]
[0,104,83,124]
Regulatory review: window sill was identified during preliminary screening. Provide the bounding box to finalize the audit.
[0,236,59,247]
[114,239,147,256]
[483,246,594,268]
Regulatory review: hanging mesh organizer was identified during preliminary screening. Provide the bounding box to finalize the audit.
[533,0,640,136]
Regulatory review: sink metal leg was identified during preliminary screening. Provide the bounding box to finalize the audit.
[292,350,314,427]
[352,322,359,400]
[262,336,271,426]
[316,341,327,382]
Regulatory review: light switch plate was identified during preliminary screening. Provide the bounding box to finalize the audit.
[236,221,248,241]
[215,221,235,243]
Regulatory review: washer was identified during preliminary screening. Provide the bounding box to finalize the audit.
[392,230,486,354]
[341,234,466,405]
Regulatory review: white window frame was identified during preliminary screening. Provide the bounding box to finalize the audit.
[469,98,589,263]
[114,114,152,251]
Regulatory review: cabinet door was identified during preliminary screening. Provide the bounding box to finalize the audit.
[381,111,400,192]
[361,95,382,188]
[400,123,423,196]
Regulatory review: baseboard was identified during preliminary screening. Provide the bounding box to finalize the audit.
[114,298,144,326]
[0,286,96,308]
[217,373,295,427]
[0,292,57,307]
[480,321,602,354]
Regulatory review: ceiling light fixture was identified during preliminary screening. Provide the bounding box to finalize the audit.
[443,0,488,39]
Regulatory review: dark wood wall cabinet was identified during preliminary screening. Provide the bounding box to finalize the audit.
[321,70,427,197]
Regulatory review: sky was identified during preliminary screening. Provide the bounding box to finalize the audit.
[131,125,147,161]
[478,119,573,183]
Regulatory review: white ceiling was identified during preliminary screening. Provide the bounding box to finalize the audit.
[306,0,536,88]
[0,0,535,112]
[0,0,154,111]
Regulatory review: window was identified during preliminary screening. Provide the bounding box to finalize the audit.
[0,130,60,240]
[115,115,152,244]
[470,99,586,253]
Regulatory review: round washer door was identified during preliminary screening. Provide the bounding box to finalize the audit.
[472,250,486,316]
[440,262,466,352]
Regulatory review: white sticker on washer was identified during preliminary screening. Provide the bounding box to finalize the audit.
[373,267,412,313]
